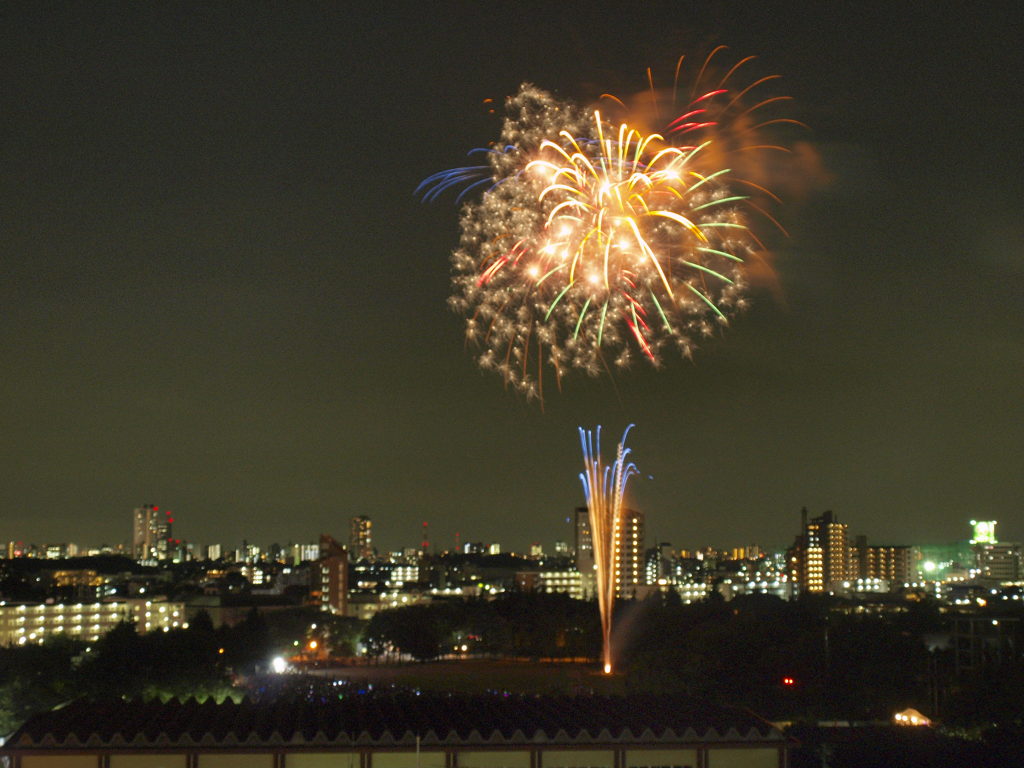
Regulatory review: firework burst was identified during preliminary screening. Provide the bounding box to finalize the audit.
[425,51,800,399]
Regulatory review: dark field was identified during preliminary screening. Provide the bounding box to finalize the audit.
[303,659,626,695]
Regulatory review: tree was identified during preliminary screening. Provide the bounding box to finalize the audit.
[0,635,84,735]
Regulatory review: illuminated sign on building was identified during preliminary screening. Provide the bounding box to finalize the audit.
[970,520,997,545]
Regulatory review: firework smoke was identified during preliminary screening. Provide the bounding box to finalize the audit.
[425,51,802,399]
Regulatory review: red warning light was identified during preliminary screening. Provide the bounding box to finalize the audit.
[782,676,795,687]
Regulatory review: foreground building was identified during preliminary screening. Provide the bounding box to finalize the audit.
[1,694,789,768]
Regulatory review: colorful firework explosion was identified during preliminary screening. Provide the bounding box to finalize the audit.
[423,50,801,399]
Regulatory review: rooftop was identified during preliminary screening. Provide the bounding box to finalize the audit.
[5,694,784,750]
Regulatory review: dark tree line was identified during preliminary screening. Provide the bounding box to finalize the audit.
[364,593,599,662]
[620,592,937,720]
[362,590,1023,728]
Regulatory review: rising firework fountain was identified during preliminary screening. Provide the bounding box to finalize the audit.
[578,424,639,674]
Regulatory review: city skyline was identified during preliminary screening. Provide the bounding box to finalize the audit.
[2,5,1021,552]
[4,506,1013,561]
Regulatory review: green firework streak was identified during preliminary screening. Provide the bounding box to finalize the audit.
[649,291,674,332]
[697,246,743,263]
[573,297,592,340]
[692,195,749,211]
[545,283,573,321]
[686,283,727,320]
[597,302,609,346]
[682,261,734,284]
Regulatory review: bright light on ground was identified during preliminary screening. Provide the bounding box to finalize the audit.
[271,656,288,674]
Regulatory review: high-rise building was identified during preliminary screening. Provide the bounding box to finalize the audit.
[576,505,646,598]
[978,543,1021,581]
[131,505,172,561]
[290,543,320,564]
[574,507,594,574]
[614,508,645,598]
[349,516,373,561]
[788,508,851,593]
[967,519,1021,581]
[729,545,764,561]
[317,534,349,615]
[645,542,675,585]
[853,536,911,584]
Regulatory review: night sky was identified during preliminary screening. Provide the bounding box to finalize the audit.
[3,3,1021,553]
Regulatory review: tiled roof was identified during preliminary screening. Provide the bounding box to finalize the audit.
[5,694,783,750]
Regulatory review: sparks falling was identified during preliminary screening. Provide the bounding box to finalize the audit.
[523,112,747,368]
[578,424,639,675]
[423,50,802,400]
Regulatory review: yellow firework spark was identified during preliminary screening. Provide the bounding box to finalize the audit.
[521,112,745,364]
[427,51,805,401]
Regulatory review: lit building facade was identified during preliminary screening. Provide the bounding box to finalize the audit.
[289,542,320,564]
[317,533,349,615]
[350,515,373,561]
[852,536,911,584]
[645,542,675,586]
[574,506,594,574]
[788,509,851,593]
[131,504,173,561]
[673,581,712,604]
[614,508,645,598]
[978,543,1021,581]
[514,570,585,600]
[44,543,71,559]
[575,506,645,598]
[968,520,1021,581]
[0,599,186,646]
